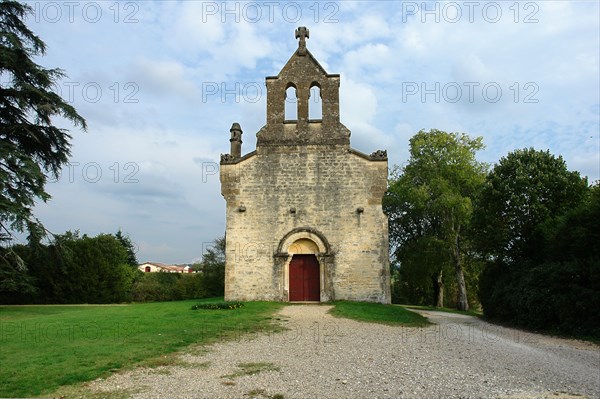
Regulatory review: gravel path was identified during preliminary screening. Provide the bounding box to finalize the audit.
[87,305,599,399]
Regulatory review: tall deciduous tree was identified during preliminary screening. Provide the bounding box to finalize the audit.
[473,148,588,265]
[385,129,486,310]
[1,1,86,240]
[477,157,597,335]
[115,230,138,267]
[192,236,225,297]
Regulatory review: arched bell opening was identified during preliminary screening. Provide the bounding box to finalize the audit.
[308,82,322,121]
[284,83,298,121]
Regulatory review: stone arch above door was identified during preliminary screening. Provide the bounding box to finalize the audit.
[277,227,330,255]
[288,238,319,254]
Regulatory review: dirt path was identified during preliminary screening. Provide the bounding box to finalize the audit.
[84,305,599,398]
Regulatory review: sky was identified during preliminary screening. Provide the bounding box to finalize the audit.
[16,0,600,264]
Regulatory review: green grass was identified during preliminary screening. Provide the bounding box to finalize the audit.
[401,304,483,317]
[222,361,281,379]
[0,299,283,398]
[328,301,430,326]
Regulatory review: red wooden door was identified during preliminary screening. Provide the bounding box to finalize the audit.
[289,255,320,301]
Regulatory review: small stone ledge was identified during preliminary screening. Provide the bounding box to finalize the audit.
[220,151,257,165]
[348,148,388,161]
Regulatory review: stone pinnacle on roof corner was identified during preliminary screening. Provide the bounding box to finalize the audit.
[295,26,309,56]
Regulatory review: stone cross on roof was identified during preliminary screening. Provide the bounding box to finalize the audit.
[295,26,309,56]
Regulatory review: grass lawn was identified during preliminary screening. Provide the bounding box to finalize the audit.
[0,299,283,398]
[329,301,430,327]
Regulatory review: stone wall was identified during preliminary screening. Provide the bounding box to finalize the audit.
[221,139,390,303]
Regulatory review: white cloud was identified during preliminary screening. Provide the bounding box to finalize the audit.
[131,57,198,98]
[171,2,226,49]
[451,54,494,83]
[340,78,377,124]
[340,78,392,151]
[343,43,391,76]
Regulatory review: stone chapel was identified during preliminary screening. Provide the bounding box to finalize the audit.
[220,27,391,303]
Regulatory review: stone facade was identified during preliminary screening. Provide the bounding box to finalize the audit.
[220,27,391,303]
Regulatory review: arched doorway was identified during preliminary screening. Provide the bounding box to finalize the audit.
[288,239,320,301]
[277,228,333,302]
[289,255,320,301]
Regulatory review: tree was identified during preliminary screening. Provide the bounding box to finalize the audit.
[192,236,225,297]
[0,244,36,298]
[478,183,599,336]
[473,148,588,265]
[71,231,134,303]
[389,234,450,307]
[540,183,600,263]
[475,149,595,335]
[385,129,486,310]
[115,230,138,267]
[1,231,135,304]
[1,1,86,240]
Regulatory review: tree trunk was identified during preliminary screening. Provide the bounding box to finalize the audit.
[452,229,469,311]
[435,268,444,308]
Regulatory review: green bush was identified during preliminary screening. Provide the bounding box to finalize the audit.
[1,232,135,304]
[191,301,244,310]
[479,184,600,338]
[0,232,225,305]
[479,259,599,336]
[131,272,209,302]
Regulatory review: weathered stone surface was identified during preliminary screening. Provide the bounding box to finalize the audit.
[219,27,390,303]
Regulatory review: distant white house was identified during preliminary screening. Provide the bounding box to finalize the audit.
[138,262,194,273]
